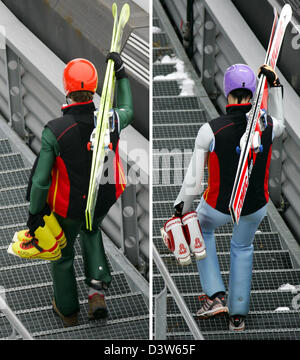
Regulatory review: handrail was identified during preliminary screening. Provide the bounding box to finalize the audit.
[0,294,33,340]
[153,245,204,340]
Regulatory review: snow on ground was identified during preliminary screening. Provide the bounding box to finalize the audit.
[278,283,299,292]
[152,26,162,34]
[275,307,290,312]
[154,55,195,96]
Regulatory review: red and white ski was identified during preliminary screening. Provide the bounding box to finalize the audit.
[229,4,292,224]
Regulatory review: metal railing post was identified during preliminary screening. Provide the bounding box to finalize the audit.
[121,170,140,267]
[201,8,217,99]
[153,245,204,340]
[0,293,33,340]
[154,285,167,340]
[5,47,26,139]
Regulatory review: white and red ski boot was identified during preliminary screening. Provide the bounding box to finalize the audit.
[161,217,191,265]
[182,211,206,260]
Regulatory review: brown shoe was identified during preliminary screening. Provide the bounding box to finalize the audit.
[88,293,108,320]
[52,299,78,327]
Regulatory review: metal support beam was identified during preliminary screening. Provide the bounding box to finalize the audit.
[202,8,217,99]
[153,244,205,340]
[154,285,167,340]
[0,288,33,340]
[121,176,139,267]
[5,47,26,139]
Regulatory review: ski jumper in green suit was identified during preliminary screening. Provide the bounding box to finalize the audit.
[28,77,133,316]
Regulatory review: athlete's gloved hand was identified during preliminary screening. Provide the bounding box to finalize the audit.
[174,201,184,217]
[108,109,119,133]
[259,109,268,131]
[26,205,51,236]
[106,52,127,80]
[258,64,281,87]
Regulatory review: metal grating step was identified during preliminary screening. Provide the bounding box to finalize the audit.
[0,168,31,188]
[0,204,28,227]
[153,47,174,62]
[153,32,170,47]
[0,293,149,339]
[153,138,195,150]
[167,329,300,340]
[0,186,27,207]
[2,273,132,311]
[166,312,300,336]
[153,96,201,111]
[153,232,283,254]
[152,269,300,294]
[153,152,194,171]
[35,317,149,340]
[153,81,181,96]
[0,139,12,154]
[0,153,24,171]
[153,17,160,28]
[0,244,116,287]
[166,291,299,313]
[153,123,201,140]
[154,251,294,274]
[153,109,209,125]
[153,64,178,77]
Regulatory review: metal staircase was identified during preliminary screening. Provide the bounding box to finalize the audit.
[152,0,300,340]
[0,127,149,340]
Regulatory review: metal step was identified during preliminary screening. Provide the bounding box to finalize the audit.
[153,123,201,140]
[153,32,170,47]
[153,47,174,62]
[153,251,294,274]
[153,81,181,96]
[0,168,31,188]
[0,139,12,154]
[34,317,149,340]
[166,312,300,336]
[167,327,300,341]
[153,96,201,111]
[0,153,24,171]
[153,232,284,254]
[153,269,300,294]
[166,291,298,313]
[0,292,149,340]
[153,64,178,78]
[153,109,209,125]
[0,186,27,207]
[0,204,29,227]
[153,137,195,151]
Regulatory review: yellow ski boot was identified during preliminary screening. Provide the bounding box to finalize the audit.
[43,212,67,249]
[16,212,67,249]
[8,223,61,261]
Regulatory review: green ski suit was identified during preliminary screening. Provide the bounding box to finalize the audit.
[28,78,133,316]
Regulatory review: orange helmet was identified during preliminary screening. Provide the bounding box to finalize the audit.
[63,58,98,96]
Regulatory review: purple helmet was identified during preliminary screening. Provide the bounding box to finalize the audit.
[223,64,256,98]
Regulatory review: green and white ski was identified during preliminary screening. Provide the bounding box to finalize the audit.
[85,3,130,230]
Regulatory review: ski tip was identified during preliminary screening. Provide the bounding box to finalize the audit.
[282,4,292,22]
[121,3,130,23]
[112,3,117,17]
